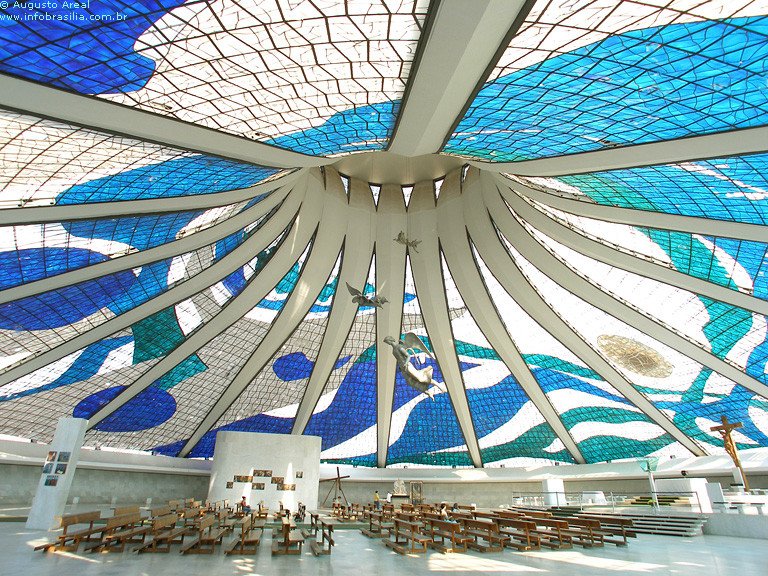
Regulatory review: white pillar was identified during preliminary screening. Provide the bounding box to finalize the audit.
[542,478,566,506]
[207,431,321,513]
[26,417,88,530]
[732,467,746,493]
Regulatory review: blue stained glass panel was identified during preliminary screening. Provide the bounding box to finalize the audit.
[0,247,109,289]
[0,0,192,93]
[55,155,280,204]
[552,154,768,225]
[447,17,768,161]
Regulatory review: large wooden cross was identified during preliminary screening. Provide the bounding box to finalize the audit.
[319,466,351,507]
[710,415,750,491]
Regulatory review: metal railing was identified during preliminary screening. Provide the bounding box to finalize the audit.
[503,490,704,514]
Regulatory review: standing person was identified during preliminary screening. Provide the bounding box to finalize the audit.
[374,490,381,510]
[386,491,392,504]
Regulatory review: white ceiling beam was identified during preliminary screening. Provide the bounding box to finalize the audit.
[471,126,768,176]
[517,182,768,243]
[86,187,316,430]
[498,180,768,317]
[388,0,527,156]
[0,181,294,306]
[375,184,408,467]
[486,185,768,401]
[178,170,349,457]
[0,170,302,225]
[466,171,706,457]
[438,168,585,463]
[0,181,306,387]
[0,75,325,169]
[408,180,483,467]
[292,174,376,435]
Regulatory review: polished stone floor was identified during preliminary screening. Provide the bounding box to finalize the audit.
[0,522,765,576]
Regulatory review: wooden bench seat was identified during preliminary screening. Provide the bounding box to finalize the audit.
[561,517,605,548]
[361,510,394,538]
[309,520,335,556]
[460,518,508,553]
[180,515,227,554]
[272,517,304,555]
[85,512,147,553]
[528,518,573,550]
[424,518,472,553]
[383,518,431,555]
[576,514,635,545]
[302,512,321,539]
[34,511,103,552]
[134,514,187,553]
[495,517,541,551]
[226,515,262,555]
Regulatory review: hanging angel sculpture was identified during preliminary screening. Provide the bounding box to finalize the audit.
[394,231,421,253]
[383,332,445,400]
[346,282,388,308]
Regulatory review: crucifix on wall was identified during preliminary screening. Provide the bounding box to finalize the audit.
[710,415,750,491]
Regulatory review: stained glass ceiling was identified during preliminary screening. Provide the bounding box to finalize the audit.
[0,0,767,467]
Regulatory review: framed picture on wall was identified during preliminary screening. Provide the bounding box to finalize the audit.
[285,484,296,491]
[265,470,273,477]
[55,463,67,474]
[58,452,71,463]
[252,482,265,490]
[44,475,58,487]
[296,471,303,479]
[46,451,57,462]
[42,463,53,474]
[271,476,284,485]
[226,482,234,489]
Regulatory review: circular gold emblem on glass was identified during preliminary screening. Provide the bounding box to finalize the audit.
[597,335,673,378]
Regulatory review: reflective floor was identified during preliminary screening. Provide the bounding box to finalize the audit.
[0,523,765,576]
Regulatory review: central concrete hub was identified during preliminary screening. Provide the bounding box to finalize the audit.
[331,151,465,185]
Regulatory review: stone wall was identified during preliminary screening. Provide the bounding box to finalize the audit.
[0,463,208,505]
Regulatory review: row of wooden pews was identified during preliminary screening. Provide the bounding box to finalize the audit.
[34,497,339,558]
[360,503,636,556]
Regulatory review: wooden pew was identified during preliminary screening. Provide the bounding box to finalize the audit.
[181,507,203,528]
[495,517,541,551]
[472,510,501,521]
[134,514,187,553]
[34,511,103,552]
[302,512,319,539]
[512,507,553,519]
[460,518,508,553]
[383,518,431,555]
[423,518,473,553]
[148,505,172,519]
[309,520,335,556]
[180,514,227,554]
[528,517,573,550]
[361,510,393,538]
[448,510,473,522]
[395,510,420,523]
[112,505,140,517]
[226,515,262,555]
[561,517,605,548]
[576,513,635,545]
[85,512,147,553]
[271,516,304,555]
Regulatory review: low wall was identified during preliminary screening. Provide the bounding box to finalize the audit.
[0,462,208,505]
